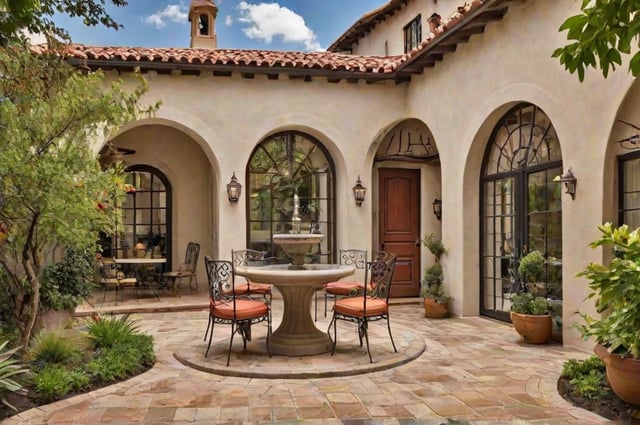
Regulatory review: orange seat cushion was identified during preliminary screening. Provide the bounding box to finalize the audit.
[210,299,269,320]
[333,296,388,316]
[325,281,365,296]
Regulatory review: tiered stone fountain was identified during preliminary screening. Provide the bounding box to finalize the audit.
[272,194,324,269]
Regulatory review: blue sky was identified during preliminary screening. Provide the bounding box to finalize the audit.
[55,1,388,51]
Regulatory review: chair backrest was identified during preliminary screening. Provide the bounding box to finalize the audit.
[183,242,201,272]
[338,249,368,269]
[231,249,268,267]
[204,256,234,301]
[366,250,397,302]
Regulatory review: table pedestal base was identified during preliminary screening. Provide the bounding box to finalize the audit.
[271,285,331,356]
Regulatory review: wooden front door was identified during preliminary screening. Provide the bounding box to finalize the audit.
[378,168,421,297]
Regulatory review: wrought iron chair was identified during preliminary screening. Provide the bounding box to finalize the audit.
[98,259,137,305]
[161,241,200,294]
[204,256,272,366]
[230,249,276,304]
[319,249,368,320]
[327,251,397,363]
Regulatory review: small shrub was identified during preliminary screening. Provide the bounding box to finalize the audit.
[86,334,154,383]
[31,364,71,403]
[27,329,88,368]
[510,292,549,315]
[562,355,605,379]
[562,356,610,400]
[86,314,140,348]
[40,247,95,312]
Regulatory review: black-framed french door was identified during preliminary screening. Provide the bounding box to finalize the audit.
[480,103,563,323]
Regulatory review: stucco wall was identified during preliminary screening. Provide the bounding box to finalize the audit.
[98,0,640,352]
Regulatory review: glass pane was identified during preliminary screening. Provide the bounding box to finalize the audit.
[248,132,334,261]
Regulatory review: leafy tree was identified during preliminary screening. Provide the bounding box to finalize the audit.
[553,1,640,81]
[0,46,156,349]
[0,0,128,46]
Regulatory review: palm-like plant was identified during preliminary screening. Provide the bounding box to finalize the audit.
[0,340,29,411]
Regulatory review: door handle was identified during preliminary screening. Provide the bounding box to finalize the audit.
[415,238,421,247]
[381,243,385,249]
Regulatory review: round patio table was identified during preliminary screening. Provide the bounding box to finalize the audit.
[234,263,355,356]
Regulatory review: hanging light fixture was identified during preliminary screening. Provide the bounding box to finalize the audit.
[352,176,367,207]
[432,198,442,220]
[553,168,577,200]
[226,172,242,203]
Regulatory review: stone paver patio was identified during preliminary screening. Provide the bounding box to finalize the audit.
[3,289,613,425]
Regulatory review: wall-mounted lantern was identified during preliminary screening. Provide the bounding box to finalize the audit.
[352,176,367,207]
[553,168,577,200]
[432,198,442,220]
[226,172,242,203]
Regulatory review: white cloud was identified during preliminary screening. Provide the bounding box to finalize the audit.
[225,15,234,26]
[145,4,189,29]
[237,2,322,51]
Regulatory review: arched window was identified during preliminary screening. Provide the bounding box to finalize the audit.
[247,131,335,262]
[100,166,172,267]
[198,14,209,35]
[480,103,563,323]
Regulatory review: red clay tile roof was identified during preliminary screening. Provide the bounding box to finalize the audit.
[31,0,512,83]
[328,0,409,53]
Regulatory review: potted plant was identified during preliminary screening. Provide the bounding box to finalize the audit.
[518,250,546,296]
[577,223,640,406]
[509,292,552,344]
[421,233,449,318]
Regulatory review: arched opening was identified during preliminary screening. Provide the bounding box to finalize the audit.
[480,103,563,335]
[198,13,210,36]
[99,165,172,269]
[247,131,335,262]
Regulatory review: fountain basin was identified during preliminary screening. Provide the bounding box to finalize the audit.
[273,233,324,269]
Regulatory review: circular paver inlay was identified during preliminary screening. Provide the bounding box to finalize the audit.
[174,320,426,378]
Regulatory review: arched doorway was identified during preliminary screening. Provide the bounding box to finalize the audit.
[247,131,335,262]
[375,118,440,297]
[480,103,563,331]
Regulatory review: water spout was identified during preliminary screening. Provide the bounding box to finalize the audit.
[292,193,301,234]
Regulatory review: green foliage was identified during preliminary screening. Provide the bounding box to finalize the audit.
[40,248,95,312]
[85,334,154,383]
[422,233,446,261]
[421,234,448,302]
[0,340,29,411]
[30,363,90,403]
[27,329,88,368]
[561,356,610,400]
[553,1,640,80]
[518,250,545,283]
[86,314,140,348]
[0,0,128,47]
[0,45,157,349]
[510,292,549,315]
[576,223,640,358]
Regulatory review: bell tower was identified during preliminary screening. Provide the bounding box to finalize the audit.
[189,0,218,49]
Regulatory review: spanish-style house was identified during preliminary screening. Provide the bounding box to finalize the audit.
[55,0,640,351]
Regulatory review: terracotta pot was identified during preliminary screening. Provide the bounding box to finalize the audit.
[510,311,552,344]
[594,344,640,406]
[424,297,448,318]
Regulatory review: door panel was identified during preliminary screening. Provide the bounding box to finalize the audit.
[379,168,420,297]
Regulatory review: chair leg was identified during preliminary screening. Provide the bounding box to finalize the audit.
[204,314,212,341]
[386,316,398,353]
[227,323,236,367]
[266,312,272,358]
[314,290,318,322]
[361,320,373,363]
[205,319,215,357]
[328,314,338,356]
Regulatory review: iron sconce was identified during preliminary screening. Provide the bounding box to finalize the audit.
[432,198,442,220]
[353,176,367,207]
[226,172,242,203]
[554,168,577,200]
